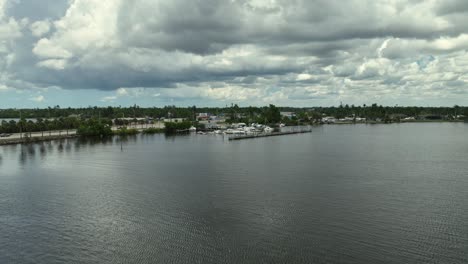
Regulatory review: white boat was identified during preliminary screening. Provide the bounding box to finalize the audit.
[189,126,197,132]
[263,126,274,133]
[243,126,259,134]
[234,122,247,128]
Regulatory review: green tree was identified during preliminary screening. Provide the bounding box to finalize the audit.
[77,119,112,137]
[263,104,281,124]
[164,121,192,133]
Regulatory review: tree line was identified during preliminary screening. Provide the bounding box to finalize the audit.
[0,117,112,135]
[1,104,466,136]
[1,104,466,121]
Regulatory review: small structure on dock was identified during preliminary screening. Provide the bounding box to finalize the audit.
[228,129,311,141]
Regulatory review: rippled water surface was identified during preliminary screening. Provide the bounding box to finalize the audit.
[1,123,468,264]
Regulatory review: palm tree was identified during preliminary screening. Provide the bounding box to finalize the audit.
[37,118,44,137]
[26,120,35,138]
[18,118,27,139]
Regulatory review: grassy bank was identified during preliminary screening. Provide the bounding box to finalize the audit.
[142,127,165,134]
[113,127,165,136]
[325,120,466,125]
[113,128,139,136]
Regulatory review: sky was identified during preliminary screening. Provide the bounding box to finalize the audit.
[1,0,468,108]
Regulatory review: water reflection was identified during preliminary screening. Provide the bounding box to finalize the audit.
[19,147,28,166]
[1,124,468,264]
[17,144,35,165]
[57,141,64,153]
[11,139,79,165]
[65,140,72,153]
[26,144,36,157]
[39,143,46,160]
[164,133,191,142]
[46,141,54,155]
[76,136,115,147]
[116,135,138,144]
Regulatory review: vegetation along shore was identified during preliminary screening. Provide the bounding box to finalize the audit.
[1,104,466,145]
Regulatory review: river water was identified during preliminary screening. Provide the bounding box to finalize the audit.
[1,123,467,263]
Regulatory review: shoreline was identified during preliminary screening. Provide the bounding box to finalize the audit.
[229,130,312,140]
[1,121,465,146]
[0,134,79,146]
[325,120,465,125]
[0,123,165,146]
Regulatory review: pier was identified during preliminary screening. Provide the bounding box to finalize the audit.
[228,129,312,140]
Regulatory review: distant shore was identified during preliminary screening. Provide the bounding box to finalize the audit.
[325,120,466,125]
[0,123,164,146]
[1,120,465,146]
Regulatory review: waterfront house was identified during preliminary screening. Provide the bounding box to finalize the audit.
[163,118,187,123]
[280,112,296,118]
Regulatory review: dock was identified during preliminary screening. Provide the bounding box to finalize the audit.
[228,129,312,140]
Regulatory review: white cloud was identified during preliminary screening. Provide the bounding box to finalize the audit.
[0,0,8,19]
[0,84,8,91]
[99,87,136,102]
[30,20,51,37]
[116,87,128,96]
[29,95,45,102]
[296,73,313,81]
[37,59,67,70]
[100,96,117,102]
[33,38,72,59]
[0,16,22,41]
[155,83,267,102]
[33,0,121,59]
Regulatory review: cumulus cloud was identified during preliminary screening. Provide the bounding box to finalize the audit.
[0,0,468,106]
[37,59,67,70]
[30,20,51,37]
[100,96,117,102]
[0,1,23,43]
[29,95,44,102]
[33,38,73,59]
[0,84,8,91]
[116,87,128,96]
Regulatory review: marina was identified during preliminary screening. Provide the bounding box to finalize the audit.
[228,129,312,140]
